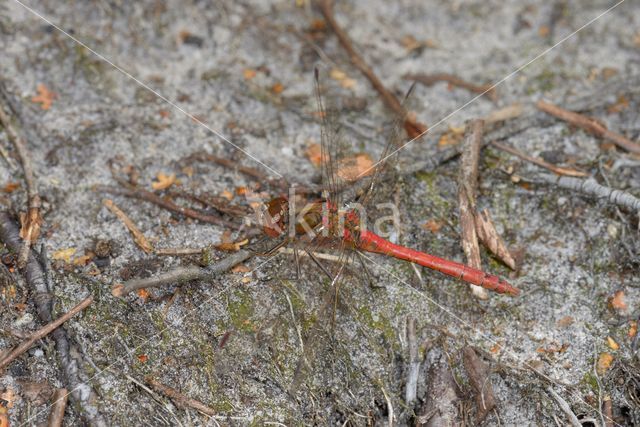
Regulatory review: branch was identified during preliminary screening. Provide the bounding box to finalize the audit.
[404,73,498,102]
[112,249,253,297]
[536,100,640,154]
[96,185,241,229]
[458,120,488,300]
[0,297,92,370]
[0,212,106,426]
[0,82,42,268]
[145,377,217,416]
[318,0,428,139]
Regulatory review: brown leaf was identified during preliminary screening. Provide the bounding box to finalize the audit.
[305,143,324,167]
[31,83,56,110]
[2,182,19,193]
[606,336,619,351]
[271,82,284,94]
[151,172,177,190]
[136,288,150,302]
[556,316,574,328]
[609,290,628,314]
[243,69,257,80]
[422,219,444,233]
[336,153,373,181]
[629,321,638,339]
[0,388,15,409]
[231,264,250,273]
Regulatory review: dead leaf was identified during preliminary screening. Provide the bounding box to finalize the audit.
[271,82,284,94]
[31,83,56,110]
[0,405,7,427]
[609,290,628,314]
[438,125,465,147]
[536,342,569,354]
[220,190,234,201]
[231,264,250,273]
[607,95,629,114]
[538,26,550,37]
[2,182,19,193]
[151,172,176,190]
[73,254,93,266]
[489,342,502,354]
[52,248,76,263]
[305,143,324,167]
[556,316,574,328]
[597,352,614,375]
[159,109,170,118]
[136,288,150,302]
[235,186,248,196]
[629,321,638,339]
[17,381,53,406]
[243,69,257,80]
[309,18,326,31]
[137,354,148,363]
[0,389,15,409]
[337,153,374,181]
[422,219,444,233]
[330,68,347,81]
[606,336,619,351]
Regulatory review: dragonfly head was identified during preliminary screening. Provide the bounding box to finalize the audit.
[263,197,289,237]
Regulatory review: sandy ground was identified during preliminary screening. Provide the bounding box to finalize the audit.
[1,0,640,425]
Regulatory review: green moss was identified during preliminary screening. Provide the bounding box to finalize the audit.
[228,288,256,332]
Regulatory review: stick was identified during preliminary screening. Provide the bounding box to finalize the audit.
[102,199,154,253]
[145,377,217,416]
[474,209,516,270]
[491,140,588,177]
[458,120,488,300]
[0,296,93,370]
[534,174,640,212]
[603,395,613,427]
[546,386,581,427]
[536,100,640,154]
[47,388,68,427]
[0,83,42,268]
[96,185,240,229]
[404,73,498,102]
[405,316,420,405]
[112,249,253,297]
[462,346,496,423]
[0,212,106,425]
[317,0,428,139]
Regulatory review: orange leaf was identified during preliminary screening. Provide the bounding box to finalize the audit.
[220,190,234,200]
[159,109,170,118]
[606,336,619,351]
[136,288,150,302]
[2,182,19,193]
[629,321,638,339]
[271,82,284,94]
[31,83,56,110]
[337,153,374,181]
[597,352,614,375]
[422,219,444,233]
[609,290,628,314]
[243,69,257,80]
[231,264,250,273]
[151,172,176,190]
[305,143,324,167]
[137,354,148,363]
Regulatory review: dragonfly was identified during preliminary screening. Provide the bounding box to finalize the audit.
[259,69,519,297]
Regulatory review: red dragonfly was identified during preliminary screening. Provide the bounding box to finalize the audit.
[260,70,519,297]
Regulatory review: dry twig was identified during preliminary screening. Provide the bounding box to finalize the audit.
[458,120,488,300]
[317,0,428,139]
[0,296,93,370]
[491,140,588,177]
[112,249,253,297]
[0,212,106,425]
[404,73,498,102]
[546,386,581,427]
[536,100,640,154]
[47,388,68,427]
[417,345,460,426]
[0,84,42,268]
[474,209,517,270]
[102,199,154,253]
[145,377,217,416]
[405,316,420,405]
[96,185,240,229]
